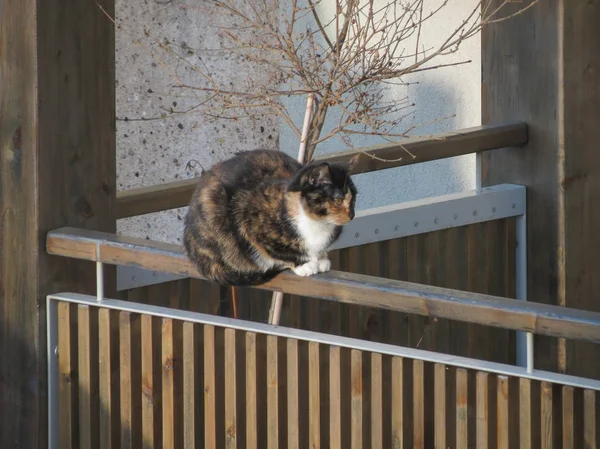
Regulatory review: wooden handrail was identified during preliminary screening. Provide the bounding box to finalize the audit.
[46,226,600,343]
[116,122,528,219]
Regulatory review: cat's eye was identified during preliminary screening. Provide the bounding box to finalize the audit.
[334,198,343,206]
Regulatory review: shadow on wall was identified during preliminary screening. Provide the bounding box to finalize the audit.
[280,80,476,211]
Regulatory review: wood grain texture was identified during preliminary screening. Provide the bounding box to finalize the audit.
[119,312,141,449]
[583,389,597,449]
[371,353,383,449]
[434,364,446,449]
[456,368,468,449]
[98,308,119,449]
[246,333,258,449]
[351,349,363,449]
[497,376,509,449]
[329,346,342,449]
[519,378,532,449]
[308,341,321,449]
[267,335,279,449]
[141,315,158,449]
[0,0,116,447]
[482,0,600,379]
[182,321,197,449]
[115,123,527,218]
[47,227,600,342]
[225,328,237,449]
[77,305,99,449]
[204,325,217,449]
[541,382,553,449]
[392,357,405,449]
[562,386,575,449]
[475,371,488,449]
[58,302,77,448]
[413,360,425,449]
[287,339,300,449]
[162,319,176,449]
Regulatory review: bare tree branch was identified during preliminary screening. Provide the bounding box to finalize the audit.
[112,0,539,161]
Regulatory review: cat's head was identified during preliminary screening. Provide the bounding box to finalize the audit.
[288,157,358,225]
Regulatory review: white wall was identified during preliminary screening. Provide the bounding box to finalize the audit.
[116,0,481,243]
[279,0,481,210]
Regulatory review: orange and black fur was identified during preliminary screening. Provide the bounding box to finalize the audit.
[183,150,358,286]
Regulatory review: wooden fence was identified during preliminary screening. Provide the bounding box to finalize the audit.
[50,293,600,449]
[110,123,528,368]
[119,219,517,364]
[44,120,600,447]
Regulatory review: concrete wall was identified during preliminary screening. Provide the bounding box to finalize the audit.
[116,0,481,243]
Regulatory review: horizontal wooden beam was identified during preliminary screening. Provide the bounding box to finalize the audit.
[46,226,600,343]
[116,122,528,219]
[116,177,195,220]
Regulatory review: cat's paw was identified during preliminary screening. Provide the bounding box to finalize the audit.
[316,258,331,273]
[292,261,319,277]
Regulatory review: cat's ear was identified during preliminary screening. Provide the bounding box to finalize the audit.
[308,163,332,186]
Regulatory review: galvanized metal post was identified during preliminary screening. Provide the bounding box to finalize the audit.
[515,213,531,371]
[46,298,59,449]
[97,262,104,302]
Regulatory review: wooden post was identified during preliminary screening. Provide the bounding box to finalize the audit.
[482,0,600,377]
[0,0,116,446]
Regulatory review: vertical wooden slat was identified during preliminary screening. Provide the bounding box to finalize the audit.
[224,328,237,449]
[519,378,532,449]
[246,333,258,449]
[267,335,279,448]
[141,314,157,449]
[162,319,176,449]
[541,382,553,449]
[309,341,321,448]
[58,302,77,449]
[584,389,597,449]
[204,325,217,449]
[371,353,383,449]
[413,360,425,449]
[78,306,99,449]
[119,312,137,449]
[497,375,509,449]
[287,339,299,449]
[434,364,446,448]
[562,386,575,449]
[330,346,342,449]
[98,308,118,449]
[183,321,197,448]
[456,368,468,449]
[476,371,488,449]
[391,357,404,449]
[351,349,363,449]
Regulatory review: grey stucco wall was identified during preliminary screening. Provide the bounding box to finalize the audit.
[116,0,480,243]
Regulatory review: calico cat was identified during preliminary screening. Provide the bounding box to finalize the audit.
[183,149,358,286]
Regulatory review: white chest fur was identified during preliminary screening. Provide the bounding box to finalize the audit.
[295,203,336,258]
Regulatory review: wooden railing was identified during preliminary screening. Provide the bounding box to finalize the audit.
[115,122,527,219]
[47,227,600,343]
